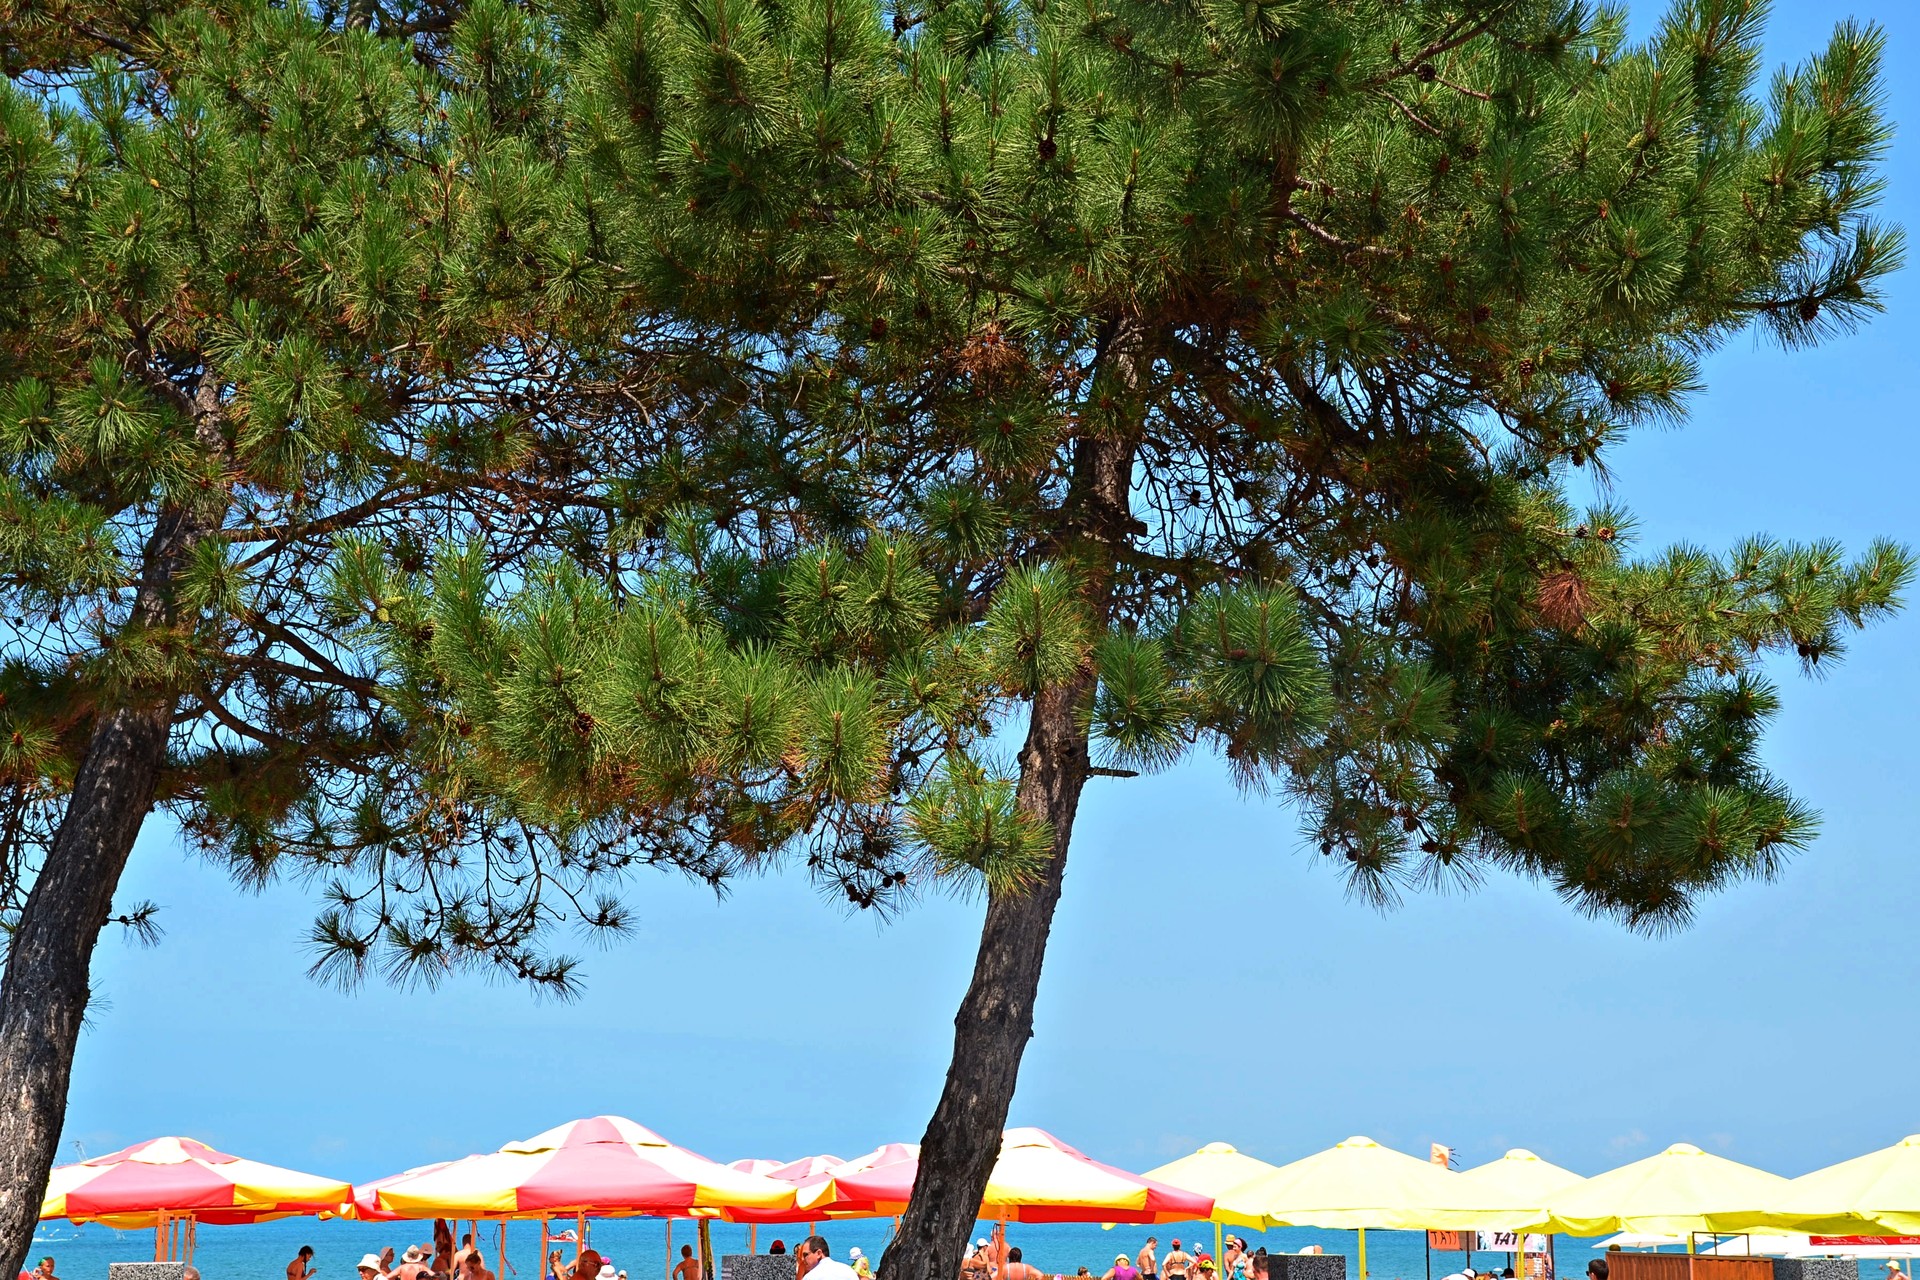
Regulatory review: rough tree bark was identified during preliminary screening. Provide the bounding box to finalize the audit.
[880,323,1146,1280]
[0,373,227,1278]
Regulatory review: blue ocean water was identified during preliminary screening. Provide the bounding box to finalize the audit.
[24,1218,1877,1280]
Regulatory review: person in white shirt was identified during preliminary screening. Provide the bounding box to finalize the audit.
[796,1237,860,1280]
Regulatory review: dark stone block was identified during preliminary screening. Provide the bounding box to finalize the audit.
[108,1264,189,1280]
[1263,1254,1348,1280]
[724,1254,800,1280]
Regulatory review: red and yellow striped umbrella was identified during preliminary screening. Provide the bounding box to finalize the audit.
[42,1136,350,1229]
[369,1116,798,1219]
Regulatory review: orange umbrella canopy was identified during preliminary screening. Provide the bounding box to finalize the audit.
[42,1137,351,1228]
[369,1116,798,1218]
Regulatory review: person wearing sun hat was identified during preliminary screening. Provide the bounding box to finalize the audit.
[1105,1254,1140,1280]
[848,1248,872,1280]
[358,1255,388,1280]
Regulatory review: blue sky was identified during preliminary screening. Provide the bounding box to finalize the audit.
[61,0,1920,1189]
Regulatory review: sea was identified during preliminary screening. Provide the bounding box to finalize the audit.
[24,1218,1881,1280]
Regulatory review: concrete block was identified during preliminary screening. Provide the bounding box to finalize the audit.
[724,1254,800,1280]
[108,1264,189,1280]
[1263,1254,1348,1280]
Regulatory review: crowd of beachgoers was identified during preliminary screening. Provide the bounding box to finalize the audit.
[44,1228,1283,1280]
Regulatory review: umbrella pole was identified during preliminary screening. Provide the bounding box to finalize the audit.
[1358,1229,1368,1280]
[751,1227,758,1255]
[667,1217,674,1280]
[579,1211,587,1265]
[1216,1224,1224,1277]
[543,1222,551,1280]
[500,1220,508,1278]
[1425,1236,1430,1280]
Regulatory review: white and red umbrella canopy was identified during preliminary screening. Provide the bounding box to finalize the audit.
[369,1116,798,1219]
[42,1137,351,1228]
[345,1162,458,1222]
[728,1146,917,1224]
[729,1160,788,1178]
[773,1156,846,1182]
[821,1130,1214,1224]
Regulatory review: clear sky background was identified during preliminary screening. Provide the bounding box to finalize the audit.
[58,0,1920,1188]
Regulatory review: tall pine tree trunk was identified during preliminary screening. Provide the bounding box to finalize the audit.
[0,374,226,1278]
[0,699,178,1274]
[877,675,1095,1280]
[881,324,1144,1280]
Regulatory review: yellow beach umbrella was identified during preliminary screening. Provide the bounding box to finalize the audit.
[1460,1150,1586,1203]
[1236,1136,1544,1280]
[1143,1142,1283,1230]
[1728,1135,1920,1235]
[1239,1136,1543,1231]
[1541,1143,1788,1237]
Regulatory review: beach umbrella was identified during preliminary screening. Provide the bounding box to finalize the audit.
[713,1146,918,1249]
[42,1136,351,1227]
[728,1160,788,1177]
[1703,1236,1807,1255]
[42,1136,351,1262]
[1786,1242,1920,1260]
[1541,1143,1788,1237]
[1460,1151,1586,1203]
[1729,1135,1920,1236]
[820,1128,1214,1224]
[344,1162,459,1222]
[369,1116,798,1218]
[1143,1140,1285,1271]
[1143,1143,1285,1230]
[1234,1136,1544,1280]
[725,1153,861,1226]
[772,1155,847,1185]
[1236,1137,1542,1231]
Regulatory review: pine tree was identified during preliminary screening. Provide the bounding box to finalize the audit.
[0,0,1908,1277]
[0,0,745,1264]
[376,1,1906,1277]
